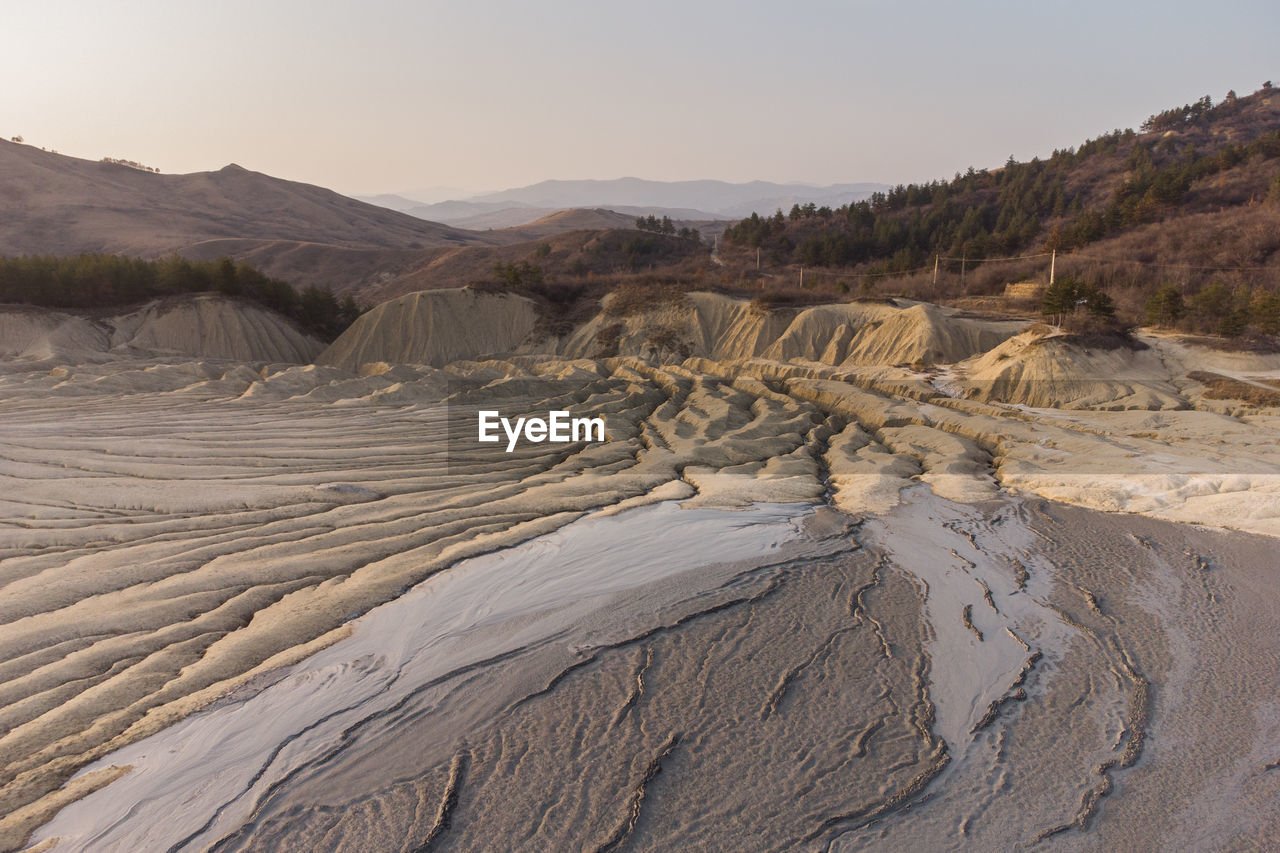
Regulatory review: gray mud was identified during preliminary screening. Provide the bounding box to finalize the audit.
[28,497,1280,852]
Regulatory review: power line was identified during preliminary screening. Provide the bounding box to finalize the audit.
[761,250,1278,283]
[937,251,1053,263]
[847,252,1277,280]
[1063,254,1280,272]
[835,251,1050,280]
[846,264,935,279]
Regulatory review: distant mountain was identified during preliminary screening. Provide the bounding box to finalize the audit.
[403,199,528,223]
[396,185,486,205]
[439,204,729,232]
[0,140,495,259]
[468,178,889,218]
[365,178,889,224]
[355,193,428,213]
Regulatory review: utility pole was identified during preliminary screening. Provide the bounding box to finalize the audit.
[799,266,805,288]
[961,252,966,288]
[1049,249,1056,285]
[756,247,760,271]
[933,254,939,288]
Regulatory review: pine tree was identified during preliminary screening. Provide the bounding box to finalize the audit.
[1145,285,1185,327]
[1042,277,1081,325]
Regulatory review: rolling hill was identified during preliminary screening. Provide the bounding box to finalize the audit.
[0,141,522,293]
[0,140,497,256]
[0,144,739,297]
[436,204,727,231]
[719,85,1280,334]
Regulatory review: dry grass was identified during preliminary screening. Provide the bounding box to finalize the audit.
[1188,371,1280,406]
[603,281,690,317]
[1175,333,1280,353]
[748,288,836,314]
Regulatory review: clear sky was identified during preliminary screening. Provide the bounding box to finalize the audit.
[3,0,1276,197]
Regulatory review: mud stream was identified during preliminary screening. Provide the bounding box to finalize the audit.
[30,490,1280,851]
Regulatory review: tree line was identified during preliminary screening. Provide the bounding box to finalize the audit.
[1040,275,1280,339]
[1142,281,1280,337]
[0,254,361,340]
[635,214,701,242]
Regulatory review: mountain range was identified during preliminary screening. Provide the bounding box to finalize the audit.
[360,178,889,227]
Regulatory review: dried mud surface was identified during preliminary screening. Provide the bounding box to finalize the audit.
[3,351,1278,851]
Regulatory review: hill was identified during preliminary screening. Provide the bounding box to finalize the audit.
[0,141,498,256]
[0,141,519,293]
[0,144,738,298]
[357,228,710,306]
[720,85,1280,336]
[498,208,647,238]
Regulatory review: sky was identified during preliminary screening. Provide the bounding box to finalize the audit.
[2,0,1277,198]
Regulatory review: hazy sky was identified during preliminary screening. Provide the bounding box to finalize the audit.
[3,0,1276,197]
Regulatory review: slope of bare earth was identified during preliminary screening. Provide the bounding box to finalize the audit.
[320,288,1025,368]
[960,328,1188,409]
[315,289,540,369]
[0,141,496,257]
[0,296,323,364]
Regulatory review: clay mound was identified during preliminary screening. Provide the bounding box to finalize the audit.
[485,291,1020,367]
[111,296,323,363]
[842,303,1017,367]
[560,291,795,362]
[332,288,1023,371]
[317,288,540,370]
[0,307,111,360]
[961,330,1185,410]
[0,296,322,364]
[760,303,904,362]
